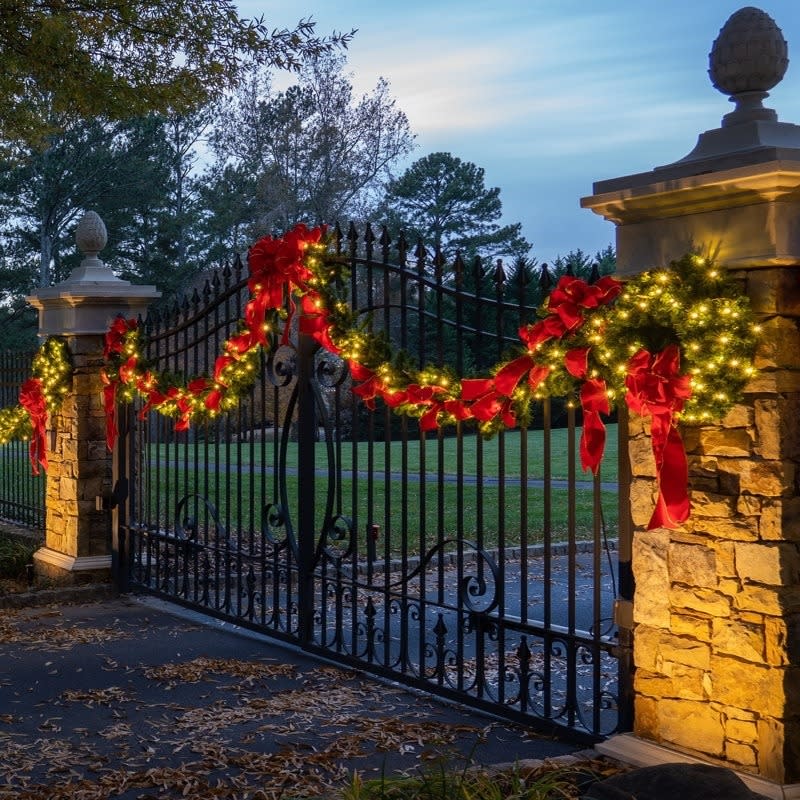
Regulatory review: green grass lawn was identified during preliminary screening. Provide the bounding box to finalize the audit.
[138,426,620,555]
[149,425,620,482]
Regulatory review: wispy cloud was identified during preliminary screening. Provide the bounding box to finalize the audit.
[240,0,800,259]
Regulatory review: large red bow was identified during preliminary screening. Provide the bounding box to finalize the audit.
[625,345,693,529]
[247,224,326,345]
[19,378,48,475]
[247,224,323,297]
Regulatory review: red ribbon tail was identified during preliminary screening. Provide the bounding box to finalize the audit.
[28,436,42,476]
[580,412,605,475]
[281,296,297,345]
[460,378,495,402]
[647,412,691,529]
[103,382,119,451]
[494,355,534,396]
[419,406,440,431]
[565,347,590,379]
[470,392,503,422]
[38,425,47,473]
[19,378,49,474]
[579,379,609,474]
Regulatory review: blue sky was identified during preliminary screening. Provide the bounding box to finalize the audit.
[238,1,800,266]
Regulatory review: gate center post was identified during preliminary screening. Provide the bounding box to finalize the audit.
[27,211,159,585]
[296,326,320,644]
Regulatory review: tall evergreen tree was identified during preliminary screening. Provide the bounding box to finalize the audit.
[379,152,530,267]
[108,111,212,294]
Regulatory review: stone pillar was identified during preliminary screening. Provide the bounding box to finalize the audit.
[581,8,800,796]
[28,211,159,584]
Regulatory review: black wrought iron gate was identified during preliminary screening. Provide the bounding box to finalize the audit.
[114,225,633,742]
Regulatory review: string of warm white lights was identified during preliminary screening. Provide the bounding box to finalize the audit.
[0,337,72,473]
[100,226,759,529]
[107,228,763,528]
[594,255,759,423]
[0,226,759,531]
[101,231,758,443]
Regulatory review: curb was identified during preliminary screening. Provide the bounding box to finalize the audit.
[0,582,118,609]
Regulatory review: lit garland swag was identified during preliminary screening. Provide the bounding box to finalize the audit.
[102,224,759,530]
[0,337,72,475]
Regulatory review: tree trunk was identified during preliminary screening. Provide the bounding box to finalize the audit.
[39,231,52,288]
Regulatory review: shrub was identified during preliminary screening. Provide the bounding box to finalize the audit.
[0,533,36,580]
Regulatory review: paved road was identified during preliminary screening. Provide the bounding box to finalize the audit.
[0,596,583,800]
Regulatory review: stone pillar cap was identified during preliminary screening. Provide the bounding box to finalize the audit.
[63,210,127,284]
[662,7,800,174]
[28,210,160,335]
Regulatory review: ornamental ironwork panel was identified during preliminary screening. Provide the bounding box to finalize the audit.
[114,225,632,742]
[0,349,44,530]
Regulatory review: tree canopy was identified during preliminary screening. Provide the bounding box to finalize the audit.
[0,116,179,288]
[0,2,353,147]
[203,53,414,246]
[379,152,530,265]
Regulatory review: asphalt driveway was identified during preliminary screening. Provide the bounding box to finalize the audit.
[0,596,583,799]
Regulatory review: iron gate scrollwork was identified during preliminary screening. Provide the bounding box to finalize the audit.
[114,225,633,742]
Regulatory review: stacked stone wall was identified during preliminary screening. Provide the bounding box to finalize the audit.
[42,335,112,571]
[630,268,800,783]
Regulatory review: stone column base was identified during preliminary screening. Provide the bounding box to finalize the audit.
[33,548,113,586]
[596,734,800,800]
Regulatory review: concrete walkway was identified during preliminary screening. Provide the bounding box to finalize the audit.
[0,595,584,799]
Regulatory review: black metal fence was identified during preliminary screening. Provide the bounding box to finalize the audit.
[115,225,633,742]
[0,349,45,531]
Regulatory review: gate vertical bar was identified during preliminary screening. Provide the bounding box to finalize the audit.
[297,327,318,646]
[112,402,132,593]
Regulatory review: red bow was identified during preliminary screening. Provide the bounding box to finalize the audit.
[174,395,193,431]
[19,378,48,475]
[455,362,527,425]
[625,345,693,529]
[455,360,549,430]
[247,225,326,345]
[518,316,569,351]
[518,275,621,360]
[545,275,622,333]
[247,224,323,298]
[349,362,383,410]
[104,317,137,360]
[459,377,498,422]
[403,384,448,430]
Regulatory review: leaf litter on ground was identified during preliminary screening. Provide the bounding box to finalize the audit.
[0,605,627,799]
